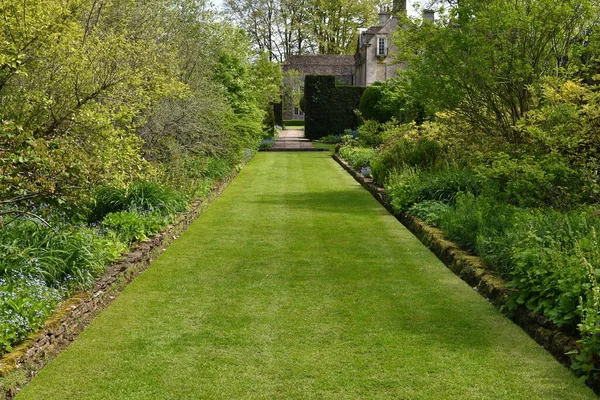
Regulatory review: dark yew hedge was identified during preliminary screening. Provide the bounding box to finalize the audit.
[304,75,365,140]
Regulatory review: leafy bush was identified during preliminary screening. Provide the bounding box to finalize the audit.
[102,211,171,244]
[386,166,481,213]
[371,135,446,185]
[358,81,423,124]
[408,200,451,227]
[436,195,600,329]
[0,273,62,353]
[357,120,386,147]
[475,153,593,209]
[319,135,342,144]
[508,208,600,327]
[203,157,233,181]
[338,145,375,170]
[437,193,518,268]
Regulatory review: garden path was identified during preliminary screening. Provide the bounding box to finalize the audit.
[17,152,596,399]
[268,128,327,151]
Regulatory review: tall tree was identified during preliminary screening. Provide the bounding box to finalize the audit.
[224,0,380,58]
[394,0,599,142]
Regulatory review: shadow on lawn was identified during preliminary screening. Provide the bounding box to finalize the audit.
[252,189,384,215]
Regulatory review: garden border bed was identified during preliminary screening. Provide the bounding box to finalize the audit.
[0,173,237,399]
[333,153,580,369]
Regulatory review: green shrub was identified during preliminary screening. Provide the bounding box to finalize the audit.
[408,200,451,227]
[437,193,518,265]
[102,211,171,244]
[475,153,592,209]
[358,81,424,124]
[338,145,375,170]
[508,208,600,327]
[386,166,481,213]
[259,138,275,149]
[371,136,446,185]
[203,157,233,181]
[357,120,385,147]
[319,135,342,144]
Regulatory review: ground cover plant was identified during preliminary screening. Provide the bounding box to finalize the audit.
[14,152,596,399]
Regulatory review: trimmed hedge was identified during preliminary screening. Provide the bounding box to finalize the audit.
[304,75,365,140]
[273,102,283,126]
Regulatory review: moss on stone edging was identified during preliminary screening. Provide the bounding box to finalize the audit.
[332,153,580,368]
[0,174,237,400]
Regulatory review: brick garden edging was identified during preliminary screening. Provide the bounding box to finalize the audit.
[0,174,236,399]
[333,153,580,369]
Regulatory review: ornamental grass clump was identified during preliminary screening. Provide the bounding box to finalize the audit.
[0,220,123,289]
[89,182,188,223]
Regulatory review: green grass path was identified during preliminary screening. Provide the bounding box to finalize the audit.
[18,153,596,399]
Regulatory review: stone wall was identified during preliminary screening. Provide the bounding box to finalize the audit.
[0,175,236,399]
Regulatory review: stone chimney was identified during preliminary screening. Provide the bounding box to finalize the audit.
[423,9,435,22]
[392,0,407,14]
[379,5,391,25]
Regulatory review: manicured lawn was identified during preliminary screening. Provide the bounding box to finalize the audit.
[17,153,596,399]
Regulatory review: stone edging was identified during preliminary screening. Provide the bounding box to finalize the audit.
[0,174,236,399]
[332,153,580,368]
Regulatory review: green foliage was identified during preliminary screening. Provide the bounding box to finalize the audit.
[259,138,276,149]
[0,221,124,289]
[338,145,375,170]
[573,248,600,387]
[356,120,386,147]
[518,80,600,167]
[475,153,594,209]
[89,182,188,223]
[358,81,424,124]
[102,211,170,244]
[394,0,598,141]
[304,75,365,140]
[319,135,342,144]
[408,200,450,228]
[386,165,481,213]
[0,273,62,353]
[371,133,446,185]
[508,209,600,327]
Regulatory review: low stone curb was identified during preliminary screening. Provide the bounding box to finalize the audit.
[0,174,236,399]
[333,153,580,368]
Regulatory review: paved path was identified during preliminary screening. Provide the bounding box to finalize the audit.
[17,152,595,399]
[266,129,327,151]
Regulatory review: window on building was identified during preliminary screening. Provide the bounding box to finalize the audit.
[377,38,387,56]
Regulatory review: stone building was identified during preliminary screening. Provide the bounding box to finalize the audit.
[354,2,404,87]
[281,0,435,121]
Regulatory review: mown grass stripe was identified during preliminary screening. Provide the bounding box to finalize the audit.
[17,152,596,399]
